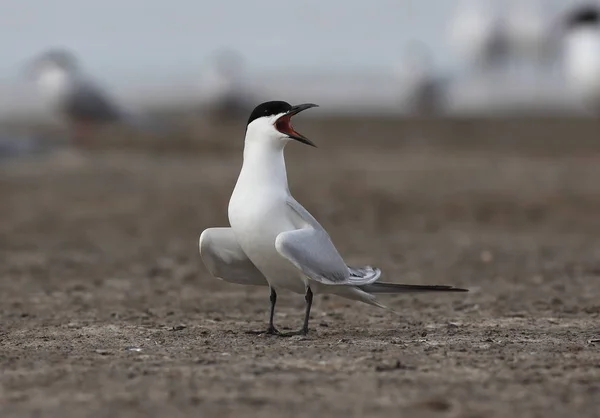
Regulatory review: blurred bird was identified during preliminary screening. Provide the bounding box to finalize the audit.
[562,4,600,113]
[394,43,446,115]
[449,0,510,73]
[25,48,163,145]
[505,0,558,68]
[199,101,468,336]
[197,48,254,122]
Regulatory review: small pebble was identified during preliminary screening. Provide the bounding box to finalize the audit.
[171,325,186,331]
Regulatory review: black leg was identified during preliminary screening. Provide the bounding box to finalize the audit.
[246,287,280,335]
[302,287,313,334]
[281,287,313,337]
[268,288,278,333]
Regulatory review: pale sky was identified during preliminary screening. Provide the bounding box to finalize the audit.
[0,0,576,83]
[0,0,587,109]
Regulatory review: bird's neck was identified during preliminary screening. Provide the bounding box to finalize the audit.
[239,138,289,192]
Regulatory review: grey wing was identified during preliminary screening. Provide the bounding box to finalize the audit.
[275,228,381,286]
[62,81,122,122]
[199,227,268,286]
[286,198,327,232]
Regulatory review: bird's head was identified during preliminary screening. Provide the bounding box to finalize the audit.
[245,101,318,148]
[24,49,81,97]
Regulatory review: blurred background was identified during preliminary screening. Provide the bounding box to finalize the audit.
[0,0,599,140]
[2,1,600,416]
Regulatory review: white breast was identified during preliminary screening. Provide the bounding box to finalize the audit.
[229,187,306,293]
[228,133,309,294]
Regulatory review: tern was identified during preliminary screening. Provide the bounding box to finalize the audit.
[198,48,254,121]
[199,101,468,336]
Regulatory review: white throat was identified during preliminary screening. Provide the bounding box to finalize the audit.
[239,126,289,193]
[228,122,291,226]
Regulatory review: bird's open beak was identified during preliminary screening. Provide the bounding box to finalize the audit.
[275,103,318,147]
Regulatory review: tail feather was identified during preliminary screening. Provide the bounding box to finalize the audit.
[360,282,468,294]
[335,286,395,311]
[347,265,382,285]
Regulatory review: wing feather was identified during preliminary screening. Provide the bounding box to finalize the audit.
[199,227,268,286]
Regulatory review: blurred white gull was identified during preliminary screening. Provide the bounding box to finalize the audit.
[394,42,445,115]
[26,48,163,144]
[562,4,600,113]
[505,0,558,67]
[448,0,509,73]
[197,48,254,121]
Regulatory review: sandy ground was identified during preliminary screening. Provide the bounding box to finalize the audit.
[1,118,600,417]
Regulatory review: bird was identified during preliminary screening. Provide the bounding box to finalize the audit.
[561,4,600,113]
[25,48,162,146]
[197,48,254,122]
[448,0,510,74]
[394,42,446,115]
[199,101,468,336]
[505,0,555,66]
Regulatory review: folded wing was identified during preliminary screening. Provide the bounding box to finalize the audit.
[275,228,381,286]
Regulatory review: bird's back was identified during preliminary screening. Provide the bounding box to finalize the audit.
[62,82,121,123]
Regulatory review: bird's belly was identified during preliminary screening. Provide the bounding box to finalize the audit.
[250,251,307,294]
[240,235,307,294]
[230,207,306,294]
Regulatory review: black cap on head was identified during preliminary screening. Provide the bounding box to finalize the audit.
[245,100,319,147]
[247,101,292,125]
[566,5,600,28]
